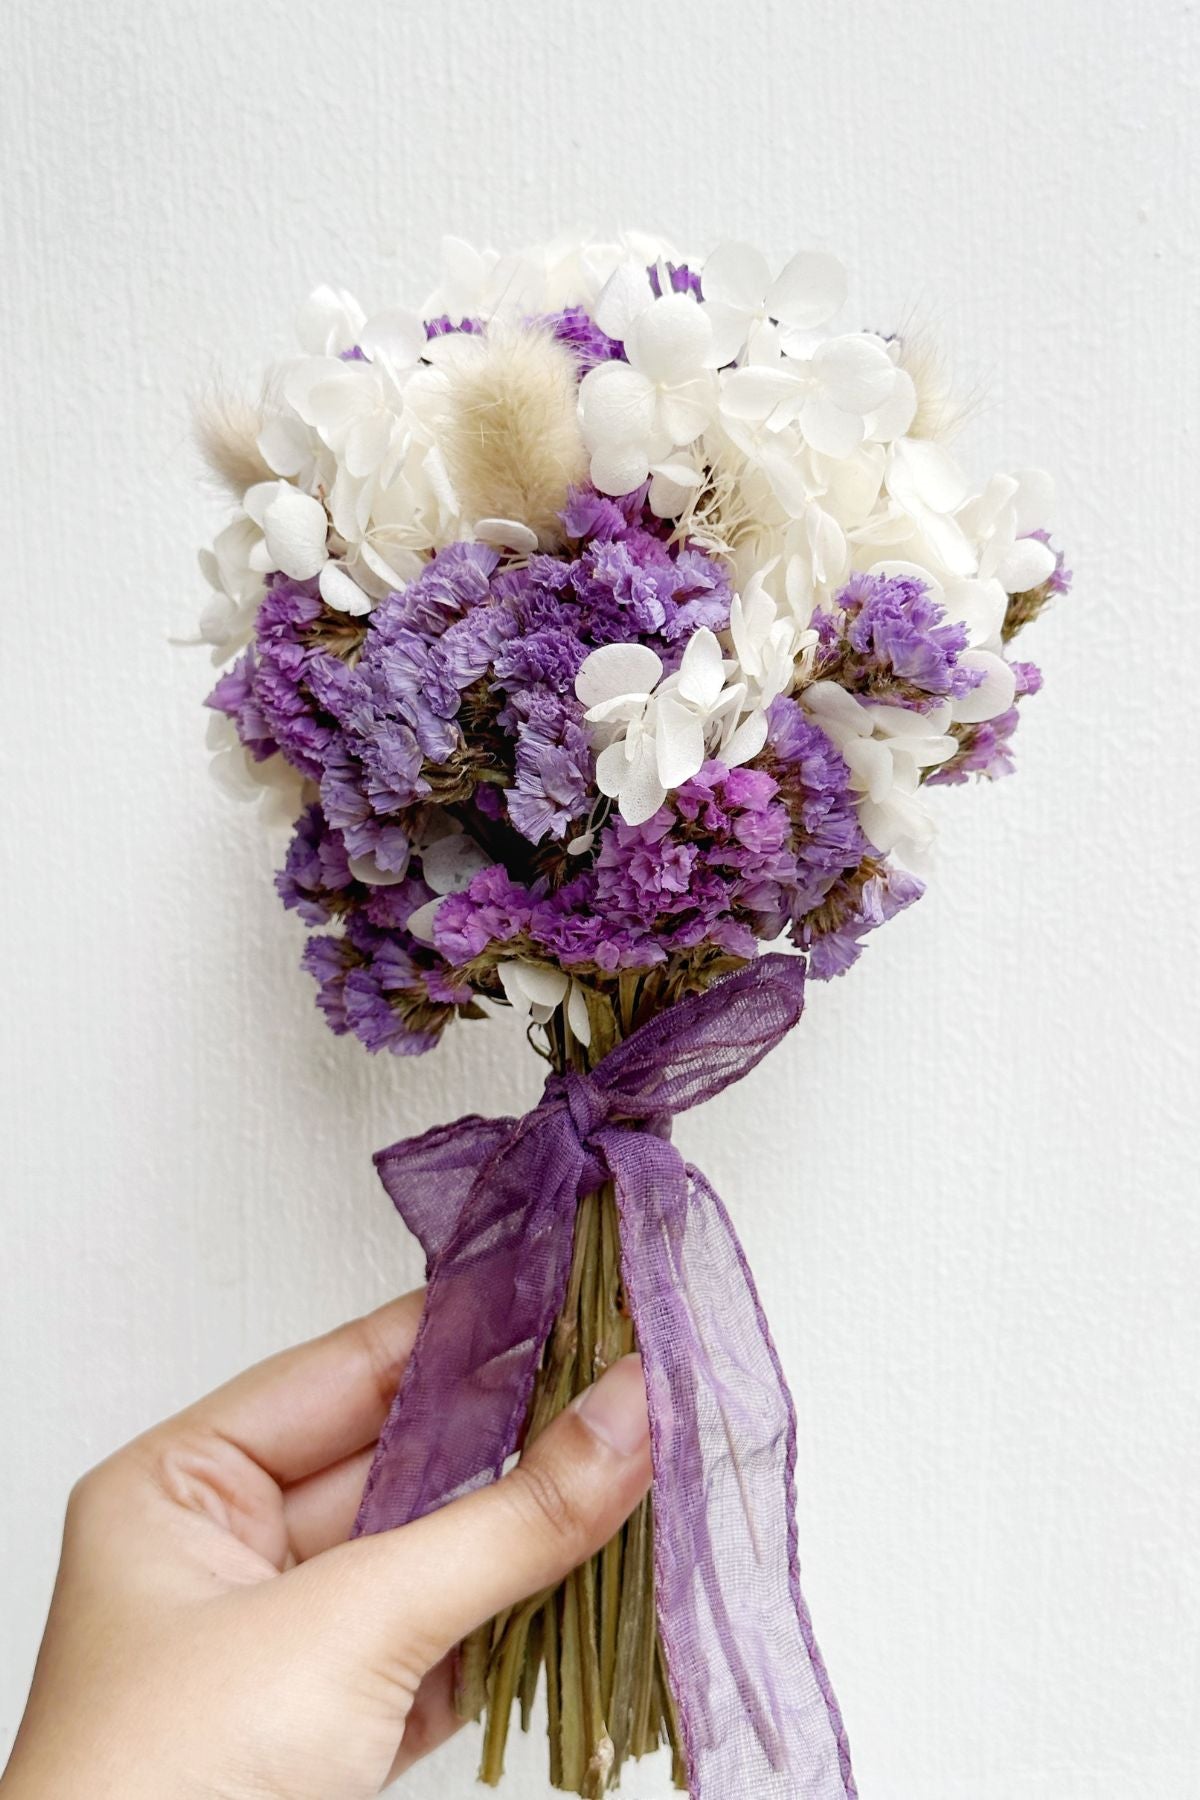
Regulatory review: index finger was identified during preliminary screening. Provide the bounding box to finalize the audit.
[159,1290,425,1486]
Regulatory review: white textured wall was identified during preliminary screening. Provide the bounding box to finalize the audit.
[2,3,1198,1795]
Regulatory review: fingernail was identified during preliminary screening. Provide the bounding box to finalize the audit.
[572,1354,649,1457]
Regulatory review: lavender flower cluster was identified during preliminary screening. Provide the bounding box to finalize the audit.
[198,236,1070,1057]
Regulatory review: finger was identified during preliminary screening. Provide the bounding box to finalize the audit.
[303,1354,651,1669]
[389,1654,462,1779]
[158,1291,425,1486]
[284,1445,375,1561]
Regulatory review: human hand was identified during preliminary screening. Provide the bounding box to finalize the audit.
[1,1294,651,1799]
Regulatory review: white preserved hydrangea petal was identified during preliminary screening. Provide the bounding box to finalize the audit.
[616,738,668,825]
[1011,467,1055,534]
[420,832,492,895]
[257,415,316,480]
[566,979,592,1048]
[583,693,651,726]
[647,458,703,519]
[997,535,1056,594]
[798,393,865,459]
[358,307,426,373]
[812,335,896,414]
[887,438,970,514]
[575,642,663,710]
[319,561,372,615]
[348,849,412,886]
[594,259,655,341]
[625,293,714,387]
[656,378,715,446]
[198,589,239,647]
[474,517,540,553]
[675,627,726,709]
[589,441,653,497]
[499,960,569,1016]
[859,789,936,860]
[344,411,394,480]
[944,576,1007,648]
[804,679,871,737]
[959,471,1020,542]
[296,285,366,356]
[720,365,801,422]
[303,369,372,440]
[405,896,445,944]
[654,693,706,787]
[756,439,815,516]
[952,649,1017,724]
[260,487,329,580]
[578,360,657,445]
[703,300,756,367]
[872,699,953,739]
[359,537,420,591]
[701,241,772,312]
[722,708,769,767]
[767,250,847,331]
[842,734,896,803]
[801,504,852,588]
[594,737,632,798]
[865,367,917,442]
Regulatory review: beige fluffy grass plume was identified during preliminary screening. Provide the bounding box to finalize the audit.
[435,326,589,547]
[192,385,273,497]
[895,327,979,442]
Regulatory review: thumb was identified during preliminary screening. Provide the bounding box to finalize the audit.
[302,1354,652,1672]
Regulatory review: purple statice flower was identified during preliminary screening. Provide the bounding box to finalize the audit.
[927,660,1043,786]
[432,865,534,964]
[423,315,483,339]
[344,732,427,852]
[542,306,624,372]
[506,696,593,845]
[294,543,509,866]
[359,875,434,932]
[491,603,587,696]
[765,697,867,916]
[206,576,340,779]
[560,482,649,542]
[276,805,353,924]
[648,262,704,300]
[207,650,277,761]
[830,570,982,707]
[301,911,457,1057]
[364,624,460,762]
[566,531,731,646]
[302,934,354,1035]
[530,876,663,974]
[1026,529,1073,596]
[801,863,925,980]
[317,734,422,864]
[588,762,798,963]
[383,540,500,637]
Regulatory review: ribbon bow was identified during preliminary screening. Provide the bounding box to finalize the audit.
[354,953,855,1800]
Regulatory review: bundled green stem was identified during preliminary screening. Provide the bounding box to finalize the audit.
[455,990,688,1794]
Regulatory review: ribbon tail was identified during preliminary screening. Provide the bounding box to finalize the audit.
[373,1114,519,1269]
[604,1131,855,1800]
[354,1107,585,1538]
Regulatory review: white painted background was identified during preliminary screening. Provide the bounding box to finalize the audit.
[2,2,1198,1795]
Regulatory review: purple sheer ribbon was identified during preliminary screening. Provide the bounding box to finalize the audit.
[353,952,856,1800]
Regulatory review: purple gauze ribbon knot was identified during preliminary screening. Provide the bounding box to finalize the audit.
[353,952,856,1800]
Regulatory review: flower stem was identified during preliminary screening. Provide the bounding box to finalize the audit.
[458,1139,685,1790]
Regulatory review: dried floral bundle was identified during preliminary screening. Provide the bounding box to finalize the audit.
[196,233,1069,1799]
